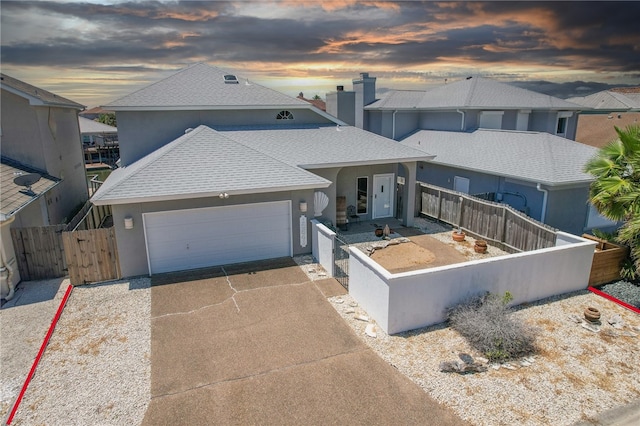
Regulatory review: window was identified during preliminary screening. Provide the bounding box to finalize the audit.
[556,111,572,136]
[479,111,504,129]
[276,110,294,120]
[556,117,567,135]
[357,177,368,214]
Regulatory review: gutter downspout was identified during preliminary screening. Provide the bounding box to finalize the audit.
[392,110,398,140]
[1,216,16,301]
[456,109,465,131]
[536,183,548,223]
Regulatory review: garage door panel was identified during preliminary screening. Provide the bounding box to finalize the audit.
[144,201,292,274]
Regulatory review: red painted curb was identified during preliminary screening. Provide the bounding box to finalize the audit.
[6,284,73,425]
[588,286,640,314]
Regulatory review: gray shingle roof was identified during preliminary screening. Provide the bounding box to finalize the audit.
[91,123,433,205]
[91,125,331,205]
[78,116,117,134]
[103,63,310,110]
[1,157,60,221]
[214,124,434,168]
[400,129,598,186]
[367,77,584,111]
[1,73,84,109]
[567,90,640,111]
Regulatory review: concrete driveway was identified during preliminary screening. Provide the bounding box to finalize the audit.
[143,257,468,425]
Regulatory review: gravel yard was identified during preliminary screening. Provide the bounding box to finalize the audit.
[4,278,151,425]
[329,290,640,426]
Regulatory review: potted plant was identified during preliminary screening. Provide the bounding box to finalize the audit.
[452,228,466,242]
[474,240,488,253]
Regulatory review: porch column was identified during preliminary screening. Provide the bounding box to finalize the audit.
[401,162,417,227]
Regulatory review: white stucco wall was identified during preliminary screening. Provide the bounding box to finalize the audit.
[311,219,335,277]
[349,232,596,334]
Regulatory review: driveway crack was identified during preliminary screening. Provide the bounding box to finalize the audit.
[150,346,369,400]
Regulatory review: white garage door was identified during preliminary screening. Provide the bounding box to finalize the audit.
[143,201,292,274]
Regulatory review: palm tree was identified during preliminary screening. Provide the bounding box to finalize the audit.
[584,124,640,280]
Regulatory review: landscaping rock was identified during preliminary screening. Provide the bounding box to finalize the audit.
[439,360,488,374]
[607,314,625,329]
[581,322,601,333]
[459,353,475,364]
[365,324,377,338]
[355,315,369,322]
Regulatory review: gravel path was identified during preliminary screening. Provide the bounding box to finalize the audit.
[9,278,151,425]
[598,281,640,308]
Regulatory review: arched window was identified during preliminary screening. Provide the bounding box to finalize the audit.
[276,110,294,120]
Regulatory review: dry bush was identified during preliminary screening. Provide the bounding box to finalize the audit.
[447,292,538,362]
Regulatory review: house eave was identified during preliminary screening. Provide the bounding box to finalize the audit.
[103,104,314,112]
[425,160,593,188]
[302,156,436,169]
[2,85,85,110]
[91,181,331,206]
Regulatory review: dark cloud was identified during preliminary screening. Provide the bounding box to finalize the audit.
[1,0,638,104]
[2,1,639,73]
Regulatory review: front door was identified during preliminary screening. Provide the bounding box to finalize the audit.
[373,173,394,219]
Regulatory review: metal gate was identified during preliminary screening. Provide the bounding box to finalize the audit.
[334,232,349,290]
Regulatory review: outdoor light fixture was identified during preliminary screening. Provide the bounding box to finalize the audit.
[219,192,229,199]
[124,216,134,230]
[299,201,307,213]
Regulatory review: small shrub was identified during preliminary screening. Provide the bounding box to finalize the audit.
[447,292,537,362]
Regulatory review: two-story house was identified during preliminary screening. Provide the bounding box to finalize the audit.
[91,63,433,277]
[1,73,89,294]
[327,74,606,235]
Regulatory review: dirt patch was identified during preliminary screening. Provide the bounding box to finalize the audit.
[370,235,468,273]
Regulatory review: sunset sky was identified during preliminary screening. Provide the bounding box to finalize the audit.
[2,1,639,107]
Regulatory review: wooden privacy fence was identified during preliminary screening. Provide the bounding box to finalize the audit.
[418,182,557,252]
[10,198,121,285]
[11,225,67,281]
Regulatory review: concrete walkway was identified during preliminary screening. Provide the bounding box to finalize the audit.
[142,258,468,425]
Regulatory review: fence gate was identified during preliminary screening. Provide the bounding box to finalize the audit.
[334,232,349,290]
[62,228,121,285]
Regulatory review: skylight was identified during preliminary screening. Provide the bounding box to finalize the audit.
[223,75,239,84]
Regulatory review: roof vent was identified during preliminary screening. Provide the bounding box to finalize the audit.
[185,128,193,134]
[223,74,239,84]
[466,76,473,80]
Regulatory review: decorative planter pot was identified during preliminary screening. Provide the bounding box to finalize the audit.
[452,231,466,242]
[584,307,601,323]
[474,240,488,254]
[375,228,384,237]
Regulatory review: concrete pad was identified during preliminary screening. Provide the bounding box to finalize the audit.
[143,349,469,426]
[313,278,347,298]
[150,283,365,397]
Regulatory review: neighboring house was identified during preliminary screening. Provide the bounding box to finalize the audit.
[79,116,119,167]
[92,63,433,277]
[79,116,118,147]
[1,73,89,290]
[79,106,114,120]
[326,74,608,235]
[567,87,640,113]
[567,87,640,148]
[297,92,326,111]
